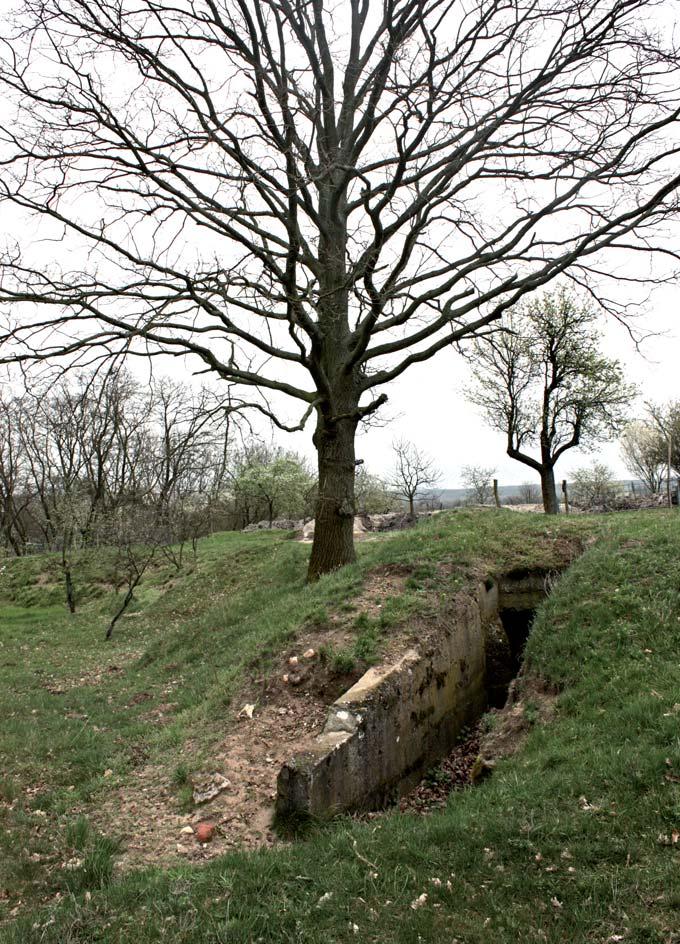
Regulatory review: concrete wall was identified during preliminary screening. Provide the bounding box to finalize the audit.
[276,596,488,817]
[496,567,555,610]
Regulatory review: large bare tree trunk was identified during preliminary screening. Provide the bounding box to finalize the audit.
[541,466,560,515]
[307,413,358,582]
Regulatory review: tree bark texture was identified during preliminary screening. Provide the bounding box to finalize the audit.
[307,412,358,582]
[541,466,560,515]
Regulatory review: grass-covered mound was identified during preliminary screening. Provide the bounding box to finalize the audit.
[1,510,678,942]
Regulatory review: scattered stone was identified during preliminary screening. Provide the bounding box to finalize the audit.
[288,656,299,667]
[238,703,256,720]
[180,826,194,836]
[288,668,308,687]
[195,822,215,844]
[243,518,303,532]
[192,773,231,806]
[244,511,438,538]
[303,649,316,660]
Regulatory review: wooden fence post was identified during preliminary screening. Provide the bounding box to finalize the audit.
[493,479,501,508]
[562,479,569,514]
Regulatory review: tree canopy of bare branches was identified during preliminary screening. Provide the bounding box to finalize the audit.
[620,420,666,495]
[389,439,440,515]
[465,290,633,513]
[0,368,238,610]
[460,464,496,505]
[1,0,680,575]
[643,401,680,506]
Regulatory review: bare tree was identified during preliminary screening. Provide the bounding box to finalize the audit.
[646,401,680,508]
[460,465,496,505]
[570,462,617,509]
[0,394,30,554]
[517,481,541,505]
[465,290,633,513]
[104,503,163,640]
[389,439,440,516]
[620,421,665,495]
[1,2,680,577]
[1,368,237,609]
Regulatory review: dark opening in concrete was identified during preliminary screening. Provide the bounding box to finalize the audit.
[499,607,536,669]
[483,567,558,708]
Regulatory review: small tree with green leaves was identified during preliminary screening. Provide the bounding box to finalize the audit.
[354,468,398,516]
[466,291,634,514]
[233,449,315,526]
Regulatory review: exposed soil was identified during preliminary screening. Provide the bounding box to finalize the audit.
[93,564,418,871]
[92,564,554,870]
[63,563,557,874]
[96,690,329,871]
[478,678,558,761]
[348,562,412,618]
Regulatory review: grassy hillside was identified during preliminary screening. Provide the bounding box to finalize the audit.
[0,510,678,942]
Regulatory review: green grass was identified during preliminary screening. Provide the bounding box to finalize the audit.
[1,510,679,941]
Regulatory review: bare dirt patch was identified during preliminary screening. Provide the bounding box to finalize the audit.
[477,677,558,762]
[93,564,421,872]
[348,562,411,617]
[96,690,329,871]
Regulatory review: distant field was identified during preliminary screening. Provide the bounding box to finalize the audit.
[1,509,678,943]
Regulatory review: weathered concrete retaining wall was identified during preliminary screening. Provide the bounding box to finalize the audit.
[496,567,555,611]
[276,597,487,817]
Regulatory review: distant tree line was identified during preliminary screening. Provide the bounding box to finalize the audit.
[0,370,434,566]
[0,370,235,563]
